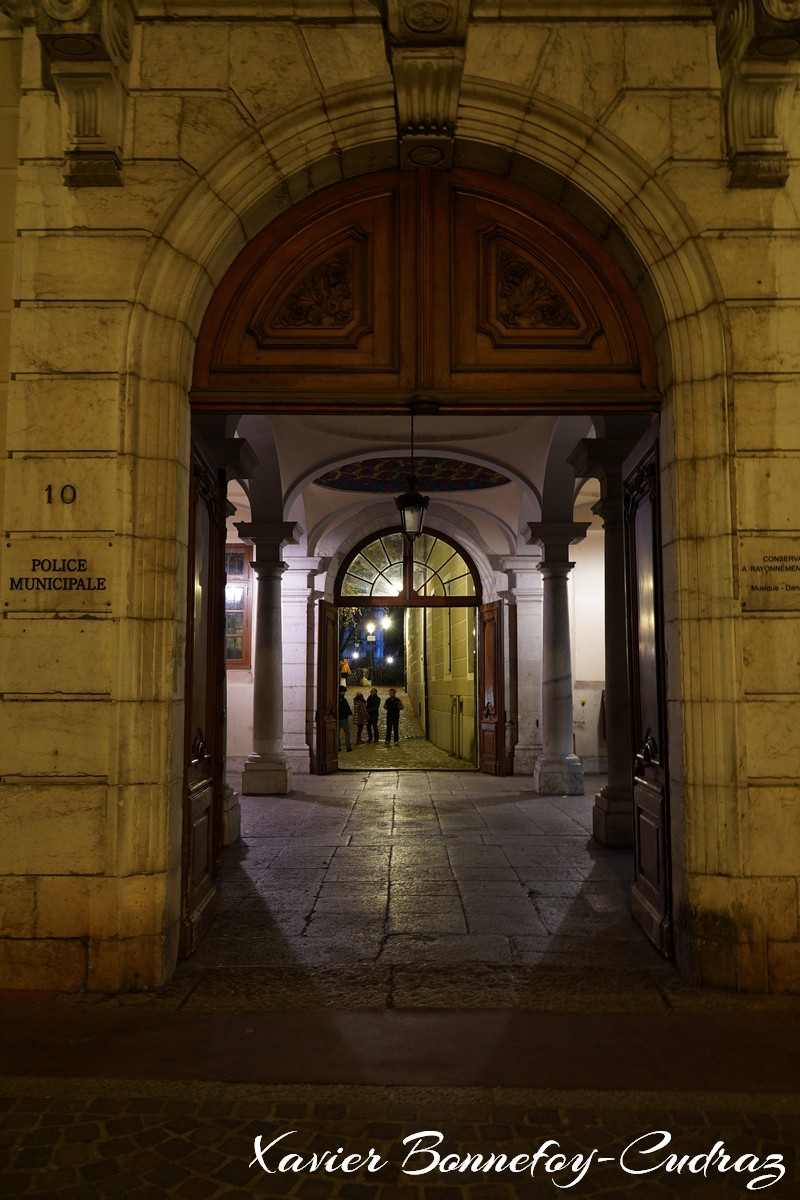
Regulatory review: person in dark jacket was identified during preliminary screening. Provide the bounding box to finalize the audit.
[338,686,352,751]
[365,687,380,743]
[353,692,368,744]
[383,688,403,744]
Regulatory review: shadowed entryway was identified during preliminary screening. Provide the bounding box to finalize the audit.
[163,771,680,1012]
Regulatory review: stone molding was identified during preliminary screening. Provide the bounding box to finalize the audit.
[527,521,590,565]
[123,1,713,15]
[204,438,259,483]
[129,1,381,15]
[384,0,469,168]
[234,522,302,563]
[715,0,800,186]
[34,0,134,186]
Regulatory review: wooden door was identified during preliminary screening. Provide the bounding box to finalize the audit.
[181,445,226,956]
[623,425,672,956]
[191,169,659,416]
[479,600,506,775]
[315,600,340,774]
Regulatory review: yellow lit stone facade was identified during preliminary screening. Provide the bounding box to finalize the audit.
[0,1,799,993]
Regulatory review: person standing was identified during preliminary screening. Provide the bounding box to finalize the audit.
[338,686,353,752]
[384,688,403,744]
[365,687,381,743]
[353,692,368,745]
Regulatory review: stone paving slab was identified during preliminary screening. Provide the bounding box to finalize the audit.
[1,1079,798,1199]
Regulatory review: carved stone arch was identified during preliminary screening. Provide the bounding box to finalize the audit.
[124,89,734,988]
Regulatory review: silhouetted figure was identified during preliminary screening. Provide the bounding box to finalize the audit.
[338,686,352,751]
[384,688,403,744]
[365,687,380,743]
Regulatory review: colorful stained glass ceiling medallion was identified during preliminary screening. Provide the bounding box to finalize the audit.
[315,457,509,493]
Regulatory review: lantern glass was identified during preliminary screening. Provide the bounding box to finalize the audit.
[395,477,429,541]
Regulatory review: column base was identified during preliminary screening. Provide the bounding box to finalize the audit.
[592,785,633,846]
[510,744,542,776]
[284,744,312,775]
[222,784,241,845]
[241,758,292,795]
[533,754,584,796]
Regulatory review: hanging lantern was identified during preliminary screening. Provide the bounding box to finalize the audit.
[396,406,429,541]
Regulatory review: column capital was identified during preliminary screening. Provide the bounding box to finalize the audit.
[282,556,328,573]
[500,554,542,572]
[499,555,544,598]
[567,437,640,495]
[250,560,288,581]
[235,522,301,562]
[527,522,589,565]
[205,438,259,482]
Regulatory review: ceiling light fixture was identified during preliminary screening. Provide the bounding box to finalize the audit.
[395,402,430,541]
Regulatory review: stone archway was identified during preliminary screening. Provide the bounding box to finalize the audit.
[124,92,733,986]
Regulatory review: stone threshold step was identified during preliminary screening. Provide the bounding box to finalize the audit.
[1,996,798,1094]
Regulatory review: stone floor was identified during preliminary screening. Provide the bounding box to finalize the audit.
[164,771,672,1012]
[3,771,800,1197]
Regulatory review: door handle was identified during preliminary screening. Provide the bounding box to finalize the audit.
[635,731,658,773]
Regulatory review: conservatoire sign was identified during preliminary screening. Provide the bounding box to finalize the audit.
[740,537,800,611]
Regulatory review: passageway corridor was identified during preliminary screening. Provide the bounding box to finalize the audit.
[169,771,669,1010]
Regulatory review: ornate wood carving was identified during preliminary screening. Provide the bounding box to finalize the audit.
[191,169,659,413]
[248,228,372,351]
[496,246,580,331]
[267,250,354,334]
[467,210,609,361]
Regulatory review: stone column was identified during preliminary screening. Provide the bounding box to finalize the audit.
[528,523,588,796]
[235,522,300,795]
[499,555,543,775]
[568,439,637,843]
[206,438,259,838]
[282,556,329,775]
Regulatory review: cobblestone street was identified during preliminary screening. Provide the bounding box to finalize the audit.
[3,1079,799,1198]
[338,689,476,771]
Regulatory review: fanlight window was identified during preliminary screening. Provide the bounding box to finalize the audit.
[338,531,478,603]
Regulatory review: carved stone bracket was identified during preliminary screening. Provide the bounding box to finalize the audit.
[715,0,800,187]
[382,0,470,169]
[35,0,133,186]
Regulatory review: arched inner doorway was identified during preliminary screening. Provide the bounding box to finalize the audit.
[333,528,482,771]
[186,166,668,967]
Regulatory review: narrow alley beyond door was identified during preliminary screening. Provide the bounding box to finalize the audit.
[339,687,477,771]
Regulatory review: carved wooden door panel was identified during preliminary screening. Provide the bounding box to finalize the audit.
[315,600,340,775]
[181,445,226,956]
[623,425,672,956]
[191,169,659,415]
[478,600,506,775]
